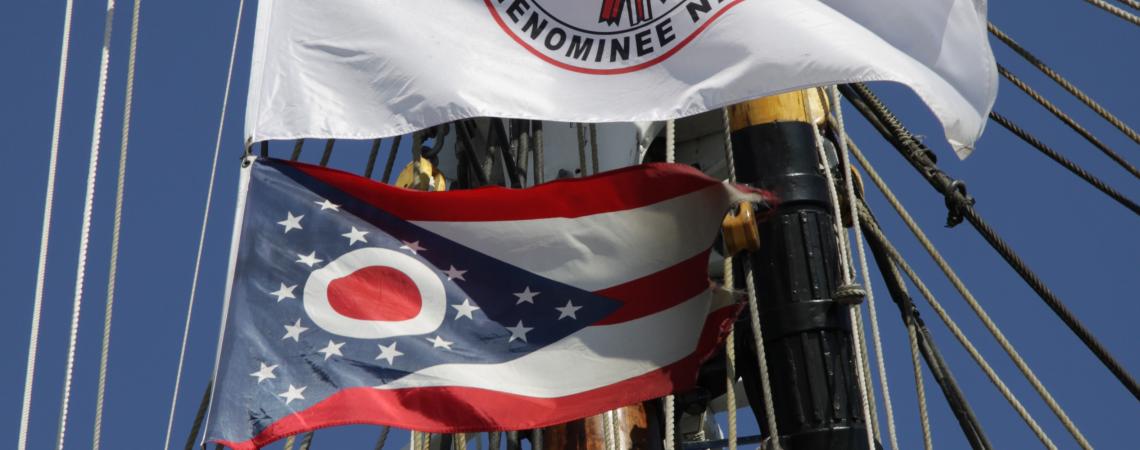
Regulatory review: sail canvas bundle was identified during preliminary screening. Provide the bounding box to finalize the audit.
[203,158,768,448]
[245,0,996,156]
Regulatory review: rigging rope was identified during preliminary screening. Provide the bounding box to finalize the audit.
[1082,0,1140,26]
[806,97,876,450]
[846,138,1093,449]
[995,64,1139,179]
[163,0,245,448]
[364,139,382,178]
[841,82,1140,402]
[856,205,1057,449]
[829,86,899,450]
[93,0,142,448]
[1120,0,1140,10]
[723,256,738,450]
[18,0,76,447]
[906,300,934,450]
[989,111,1140,215]
[987,23,1140,146]
[589,123,600,174]
[183,383,212,450]
[56,0,118,447]
[374,426,391,450]
[665,120,676,164]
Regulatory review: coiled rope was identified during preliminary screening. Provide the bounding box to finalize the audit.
[163,0,246,448]
[846,138,1092,449]
[92,0,142,448]
[995,64,1139,179]
[18,0,76,448]
[988,111,1140,215]
[841,82,1140,402]
[55,0,118,447]
[987,23,1140,146]
[1082,0,1140,26]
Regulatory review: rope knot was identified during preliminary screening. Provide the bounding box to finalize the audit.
[942,179,975,228]
[834,283,867,305]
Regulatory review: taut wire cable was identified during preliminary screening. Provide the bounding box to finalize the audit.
[162,0,246,448]
[93,0,143,448]
[18,0,76,447]
[56,0,118,447]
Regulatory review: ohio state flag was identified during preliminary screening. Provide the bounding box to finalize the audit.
[245,0,996,156]
[203,158,766,449]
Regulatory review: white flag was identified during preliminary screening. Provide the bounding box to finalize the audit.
[246,0,996,157]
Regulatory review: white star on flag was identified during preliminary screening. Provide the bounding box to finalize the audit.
[277,212,303,233]
[514,287,540,304]
[283,319,309,342]
[342,227,368,246]
[296,251,322,267]
[314,199,341,211]
[555,300,582,320]
[317,340,345,360]
[249,362,278,383]
[426,335,454,350]
[278,384,307,405]
[269,283,296,302]
[451,299,480,320]
[443,266,467,281]
[506,321,534,343]
[376,342,404,365]
[399,240,426,254]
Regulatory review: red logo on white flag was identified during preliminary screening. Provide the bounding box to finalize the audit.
[486,0,741,75]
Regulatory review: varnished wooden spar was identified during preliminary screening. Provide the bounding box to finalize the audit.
[540,402,662,450]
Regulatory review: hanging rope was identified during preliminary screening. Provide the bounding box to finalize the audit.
[56,0,118,447]
[665,120,676,163]
[857,206,1057,449]
[723,257,738,450]
[829,86,899,450]
[18,0,76,447]
[840,82,1140,402]
[1082,0,1140,26]
[741,261,782,450]
[989,111,1140,214]
[163,0,245,448]
[662,399,675,450]
[987,24,1140,146]
[805,95,876,450]
[996,64,1139,179]
[906,308,934,450]
[589,124,600,174]
[92,0,142,448]
[846,138,1092,449]
[182,383,212,450]
[373,426,391,450]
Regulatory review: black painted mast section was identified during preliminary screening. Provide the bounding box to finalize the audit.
[727,94,874,450]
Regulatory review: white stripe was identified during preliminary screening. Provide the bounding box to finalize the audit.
[412,185,735,291]
[376,290,732,398]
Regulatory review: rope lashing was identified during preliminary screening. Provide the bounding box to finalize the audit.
[987,23,1140,146]
[841,82,1140,403]
[165,1,246,448]
[846,136,1092,449]
[56,0,119,446]
[996,64,1139,179]
[989,111,1140,215]
[18,0,76,447]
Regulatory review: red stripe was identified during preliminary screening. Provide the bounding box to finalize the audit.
[594,250,712,325]
[211,306,741,449]
[283,160,720,222]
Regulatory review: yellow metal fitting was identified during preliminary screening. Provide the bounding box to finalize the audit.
[395,157,447,192]
[722,202,761,257]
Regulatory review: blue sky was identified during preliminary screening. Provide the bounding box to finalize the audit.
[1,1,1137,449]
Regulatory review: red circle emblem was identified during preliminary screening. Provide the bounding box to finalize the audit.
[327,266,423,321]
[485,0,744,75]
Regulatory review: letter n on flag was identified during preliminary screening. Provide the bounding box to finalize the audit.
[203,158,769,449]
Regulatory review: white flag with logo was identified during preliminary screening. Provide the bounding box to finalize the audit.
[246,0,996,156]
